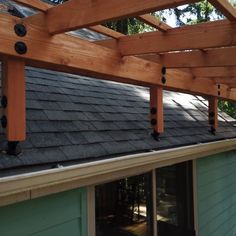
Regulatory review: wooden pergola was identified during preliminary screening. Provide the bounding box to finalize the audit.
[1,0,236,148]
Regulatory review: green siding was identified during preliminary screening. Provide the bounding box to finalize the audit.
[0,188,87,236]
[197,151,236,236]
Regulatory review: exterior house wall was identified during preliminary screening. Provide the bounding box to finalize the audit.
[196,151,236,236]
[0,187,87,236]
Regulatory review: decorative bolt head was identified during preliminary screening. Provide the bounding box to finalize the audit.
[209,111,215,117]
[151,119,157,126]
[15,41,27,55]
[14,24,27,37]
[150,107,157,115]
[1,96,7,108]
[209,119,214,125]
[162,76,166,84]
[1,115,7,128]
[162,67,166,75]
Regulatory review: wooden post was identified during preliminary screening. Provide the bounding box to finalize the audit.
[150,86,164,139]
[1,58,26,141]
[208,97,218,134]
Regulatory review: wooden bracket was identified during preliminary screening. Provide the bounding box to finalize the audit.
[150,86,164,140]
[208,97,218,135]
[1,58,26,142]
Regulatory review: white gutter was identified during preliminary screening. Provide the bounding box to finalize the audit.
[1,138,236,206]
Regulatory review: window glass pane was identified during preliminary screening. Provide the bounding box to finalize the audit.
[156,161,195,236]
[96,173,153,236]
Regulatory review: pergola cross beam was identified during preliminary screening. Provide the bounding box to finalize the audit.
[118,19,236,55]
[45,0,198,34]
[209,0,236,21]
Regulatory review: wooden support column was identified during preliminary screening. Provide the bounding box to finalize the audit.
[150,86,164,140]
[1,58,26,145]
[208,97,218,135]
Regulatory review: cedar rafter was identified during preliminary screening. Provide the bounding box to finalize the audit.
[1,14,236,101]
[12,0,52,11]
[140,47,236,68]
[118,20,236,55]
[208,0,236,21]
[45,0,199,34]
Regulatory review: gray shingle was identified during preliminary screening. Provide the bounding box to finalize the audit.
[1,65,236,173]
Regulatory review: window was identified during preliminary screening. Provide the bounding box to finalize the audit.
[95,172,153,236]
[95,161,195,236]
[156,161,195,236]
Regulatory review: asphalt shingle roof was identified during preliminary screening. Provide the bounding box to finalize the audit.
[0,66,236,174]
[0,0,236,176]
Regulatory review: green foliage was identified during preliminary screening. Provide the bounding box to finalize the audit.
[104,18,155,35]
[167,0,223,26]
[219,100,236,119]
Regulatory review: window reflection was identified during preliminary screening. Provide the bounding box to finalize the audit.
[156,162,195,236]
[96,173,153,236]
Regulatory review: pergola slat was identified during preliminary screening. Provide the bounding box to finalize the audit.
[140,47,236,68]
[13,0,51,11]
[2,14,236,101]
[2,58,26,141]
[192,67,236,77]
[45,0,198,34]
[136,14,172,32]
[209,0,236,21]
[118,20,236,55]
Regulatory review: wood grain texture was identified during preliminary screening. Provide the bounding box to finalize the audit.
[2,58,26,141]
[13,0,51,11]
[46,0,197,34]
[144,47,236,68]
[137,14,172,32]
[192,67,236,77]
[209,0,236,21]
[2,14,236,100]
[118,20,236,55]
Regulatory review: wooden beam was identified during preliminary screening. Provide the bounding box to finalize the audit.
[150,86,164,136]
[45,0,198,34]
[209,0,236,21]
[192,67,236,77]
[136,14,172,32]
[2,14,236,101]
[1,14,163,86]
[88,25,123,39]
[213,78,236,84]
[140,47,236,68]
[118,19,236,55]
[2,58,26,141]
[208,97,218,134]
[13,0,52,12]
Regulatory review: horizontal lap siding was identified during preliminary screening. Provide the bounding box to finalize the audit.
[197,151,236,236]
[0,188,87,236]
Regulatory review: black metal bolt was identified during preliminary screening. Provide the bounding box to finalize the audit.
[15,41,27,55]
[162,76,166,84]
[151,130,160,141]
[209,119,214,125]
[210,126,216,135]
[14,24,27,37]
[1,96,7,108]
[209,111,215,117]
[1,115,7,128]
[162,67,166,75]
[150,107,157,115]
[7,141,22,156]
[151,119,157,126]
